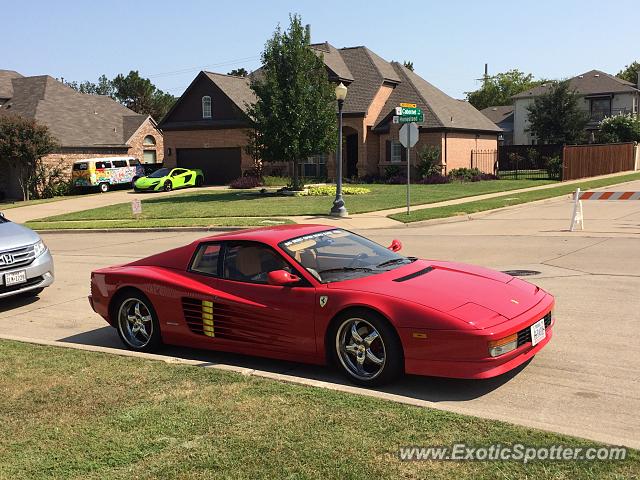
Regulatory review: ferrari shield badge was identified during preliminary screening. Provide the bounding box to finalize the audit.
[319,296,328,308]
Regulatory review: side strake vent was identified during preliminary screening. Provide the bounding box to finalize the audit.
[182,297,215,337]
[393,266,434,282]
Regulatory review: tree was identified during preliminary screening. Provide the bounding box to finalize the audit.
[466,69,545,110]
[228,68,249,77]
[403,61,414,71]
[246,14,337,189]
[617,61,640,87]
[65,75,115,97]
[0,115,58,201]
[596,114,640,143]
[526,80,588,144]
[111,71,176,121]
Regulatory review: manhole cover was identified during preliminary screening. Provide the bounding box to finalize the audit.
[502,269,541,277]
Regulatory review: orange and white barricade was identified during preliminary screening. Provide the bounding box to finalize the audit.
[570,188,640,231]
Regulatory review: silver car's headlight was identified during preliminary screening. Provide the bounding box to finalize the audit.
[33,240,47,257]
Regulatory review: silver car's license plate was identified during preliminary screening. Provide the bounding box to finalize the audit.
[4,270,27,286]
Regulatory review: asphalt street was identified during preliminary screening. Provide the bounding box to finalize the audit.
[1,183,639,448]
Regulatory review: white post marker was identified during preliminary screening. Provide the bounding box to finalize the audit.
[569,188,584,231]
[399,122,419,215]
[132,198,143,219]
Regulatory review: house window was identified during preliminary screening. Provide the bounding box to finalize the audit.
[143,135,156,146]
[390,141,403,163]
[143,151,157,164]
[300,153,328,178]
[590,97,611,122]
[202,96,212,119]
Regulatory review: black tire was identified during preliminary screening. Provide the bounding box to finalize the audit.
[111,290,162,353]
[195,176,204,187]
[99,183,110,193]
[163,180,173,192]
[329,308,403,387]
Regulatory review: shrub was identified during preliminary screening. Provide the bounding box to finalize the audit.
[545,155,563,180]
[596,114,640,143]
[229,176,263,189]
[386,174,407,185]
[262,176,289,187]
[448,167,482,181]
[417,145,442,178]
[384,165,401,178]
[301,185,371,196]
[29,160,73,199]
[419,174,450,184]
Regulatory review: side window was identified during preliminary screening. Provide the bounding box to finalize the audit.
[95,161,113,169]
[113,160,128,168]
[223,243,290,284]
[129,158,140,166]
[191,243,222,276]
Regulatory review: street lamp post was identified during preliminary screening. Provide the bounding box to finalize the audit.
[330,82,348,217]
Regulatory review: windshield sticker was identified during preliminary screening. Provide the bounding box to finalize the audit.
[283,230,346,250]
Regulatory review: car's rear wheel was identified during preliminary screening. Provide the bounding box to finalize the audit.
[331,309,403,386]
[163,180,173,192]
[99,182,110,193]
[115,293,162,352]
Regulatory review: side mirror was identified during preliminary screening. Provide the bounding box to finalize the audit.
[388,239,403,252]
[267,269,301,286]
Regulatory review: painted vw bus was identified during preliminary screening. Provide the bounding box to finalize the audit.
[71,157,145,193]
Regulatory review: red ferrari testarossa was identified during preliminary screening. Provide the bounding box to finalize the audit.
[90,225,554,386]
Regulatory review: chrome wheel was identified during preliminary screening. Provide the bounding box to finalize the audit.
[336,317,386,381]
[118,298,154,349]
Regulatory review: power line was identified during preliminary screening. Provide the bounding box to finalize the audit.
[147,55,260,79]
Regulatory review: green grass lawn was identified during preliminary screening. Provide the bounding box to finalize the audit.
[389,172,640,223]
[30,180,553,226]
[0,340,637,480]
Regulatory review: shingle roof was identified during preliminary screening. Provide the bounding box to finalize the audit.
[0,75,150,147]
[480,105,514,124]
[0,70,22,99]
[310,42,354,82]
[203,71,256,113]
[513,69,639,99]
[375,63,501,132]
[336,47,387,113]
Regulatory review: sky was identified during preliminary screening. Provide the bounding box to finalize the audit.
[3,0,639,100]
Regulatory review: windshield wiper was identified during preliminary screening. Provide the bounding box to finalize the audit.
[376,257,416,268]
[318,267,374,274]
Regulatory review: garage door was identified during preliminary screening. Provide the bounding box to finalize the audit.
[176,148,242,185]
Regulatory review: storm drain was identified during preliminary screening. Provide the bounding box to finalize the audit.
[502,269,542,277]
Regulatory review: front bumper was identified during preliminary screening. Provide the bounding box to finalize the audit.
[401,296,555,379]
[135,182,161,191]
[0,250,55,299]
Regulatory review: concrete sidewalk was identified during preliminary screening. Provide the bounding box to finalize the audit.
[290,170,640,229]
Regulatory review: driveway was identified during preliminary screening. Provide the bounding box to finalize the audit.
[1,186,639,448]
[2,185,227,224]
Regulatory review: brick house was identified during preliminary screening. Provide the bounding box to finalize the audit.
[0,70,163,199]
[159,43,500,184]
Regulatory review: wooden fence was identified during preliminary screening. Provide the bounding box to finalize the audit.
[562,143,636,180]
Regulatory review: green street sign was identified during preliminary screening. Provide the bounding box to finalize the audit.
[394,113,424,123]
[395,106,423,116]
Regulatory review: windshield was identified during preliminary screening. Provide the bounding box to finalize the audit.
[280,229,415,283]
[148,168,170,178]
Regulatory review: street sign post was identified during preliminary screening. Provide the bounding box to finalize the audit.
[399,122,419,215]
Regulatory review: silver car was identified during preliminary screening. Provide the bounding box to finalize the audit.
[0,212,54,299]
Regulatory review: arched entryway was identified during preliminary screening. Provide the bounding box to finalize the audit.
[342,126,359,179]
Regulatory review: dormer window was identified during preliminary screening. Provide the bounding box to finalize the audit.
[202,96,212,119]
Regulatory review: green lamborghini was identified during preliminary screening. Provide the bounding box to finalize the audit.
[133,167,204,192]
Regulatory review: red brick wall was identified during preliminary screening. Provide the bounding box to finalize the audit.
[127,118,164,164]
[443,132,497,173]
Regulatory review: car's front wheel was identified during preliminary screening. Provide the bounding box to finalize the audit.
[99,182,110,193]
[114,292,162,352]
[331,309,403,386]
[163,180,173,192]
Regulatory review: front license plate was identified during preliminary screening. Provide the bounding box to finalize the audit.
[4,270,27,286]
[530,318,546,346]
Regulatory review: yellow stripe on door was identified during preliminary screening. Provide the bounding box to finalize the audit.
[202,300,215,337]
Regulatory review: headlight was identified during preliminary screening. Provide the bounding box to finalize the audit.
[488,333,517,357]
[33,240,47,257]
